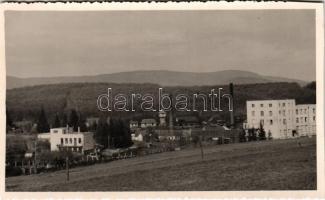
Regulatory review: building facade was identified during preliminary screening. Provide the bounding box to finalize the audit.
[246,99,316,139]
[37,127,95,153]
[295,104,316,137]
[246,99,296,139]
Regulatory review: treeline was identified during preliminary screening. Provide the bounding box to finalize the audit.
[95,118,133,149]
[6,81,316,124]
[7,105,133,149]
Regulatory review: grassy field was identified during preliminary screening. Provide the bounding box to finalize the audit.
[6,137,316,191]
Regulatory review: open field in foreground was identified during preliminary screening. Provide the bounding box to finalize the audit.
[6,137,316,191]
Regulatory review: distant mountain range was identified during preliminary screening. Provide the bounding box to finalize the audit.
[6,70,307,89]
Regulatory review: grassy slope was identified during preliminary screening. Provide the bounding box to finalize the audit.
[6,138,316,191]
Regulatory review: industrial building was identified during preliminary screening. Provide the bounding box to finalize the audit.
[245,99,316,139]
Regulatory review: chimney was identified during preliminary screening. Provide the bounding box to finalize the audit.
[169,94,174,134]
[78,126,80,133]
[229,83,235,128]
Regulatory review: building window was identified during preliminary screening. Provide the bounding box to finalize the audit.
[260,120,264,125]
[282,110,286,116]
[269,111,272,116]
[269,103,272,107]
[305,117,307,122]
[270,120,273,125]
[74,138,77,144]
[282,103,285,107]
[252,104,255,108]
[69,138,72,144]
[61,138,63,145]
[283,119,286,125]
[313,108,315,114]
[79,138,82,144]
[296,118,299,123]
[304,109,307,114]
[279,110,281,114]
[296,109,298,115]
[260,104,264,107]
[252,111,255,116]
[260,111,264,116]
[65,138,68,144]
[313,116,316,121]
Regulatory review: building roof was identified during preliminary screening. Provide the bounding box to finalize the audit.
[246,99,295,103]
[295,104,316,107]
[86,117,99,123]
[14,120,33,126]
[130,120,138,124]
[176,116,200,123]
[141,119,157,124]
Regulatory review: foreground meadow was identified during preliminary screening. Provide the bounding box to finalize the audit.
[6,137,316,191]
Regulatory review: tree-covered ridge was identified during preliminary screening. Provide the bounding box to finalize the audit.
[6,81,316,124]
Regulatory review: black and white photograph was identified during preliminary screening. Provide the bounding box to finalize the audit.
[1,2,324,196]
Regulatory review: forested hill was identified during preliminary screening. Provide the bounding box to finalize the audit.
[6,82,316,123]
[7,70,306,89]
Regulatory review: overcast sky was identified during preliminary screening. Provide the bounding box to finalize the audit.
[5,10,315,81]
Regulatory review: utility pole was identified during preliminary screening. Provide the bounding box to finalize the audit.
[34,140,37,174]
[199,135,204,159]
[66,157,69,181]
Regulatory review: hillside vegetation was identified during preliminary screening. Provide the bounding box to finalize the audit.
[6,82,315,123]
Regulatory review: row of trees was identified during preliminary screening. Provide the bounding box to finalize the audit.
[7,105,133,149]
[6,106,89,134]
[239,122,270,142]
[94,118,133,149]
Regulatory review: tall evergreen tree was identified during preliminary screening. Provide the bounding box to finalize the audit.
[120,119,133,148]
[267,130,273,140]
[6,109,13,133]
[77,114,88,132]
[37,107,50,133]
[89,121,98,132]
[109,118,116,148]
[69,109,79,131]
[239,128,247,142]
[6,110,13,127]
[258,122,266,140]
[53,114,61,128]
[62,113,68,127]
[95,118,110,148]
[251,128,257,141]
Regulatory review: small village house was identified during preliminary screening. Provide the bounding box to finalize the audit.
[141,119,157,128]
[86,117,100,128]
[130,120,139,129]
[131,132,144,142]
[176,116,201,127]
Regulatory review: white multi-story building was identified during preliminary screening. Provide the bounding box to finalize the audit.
[295,104,316,137]
[246,99,316,139]
[38,127,95,153]
[246,99,296,139]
